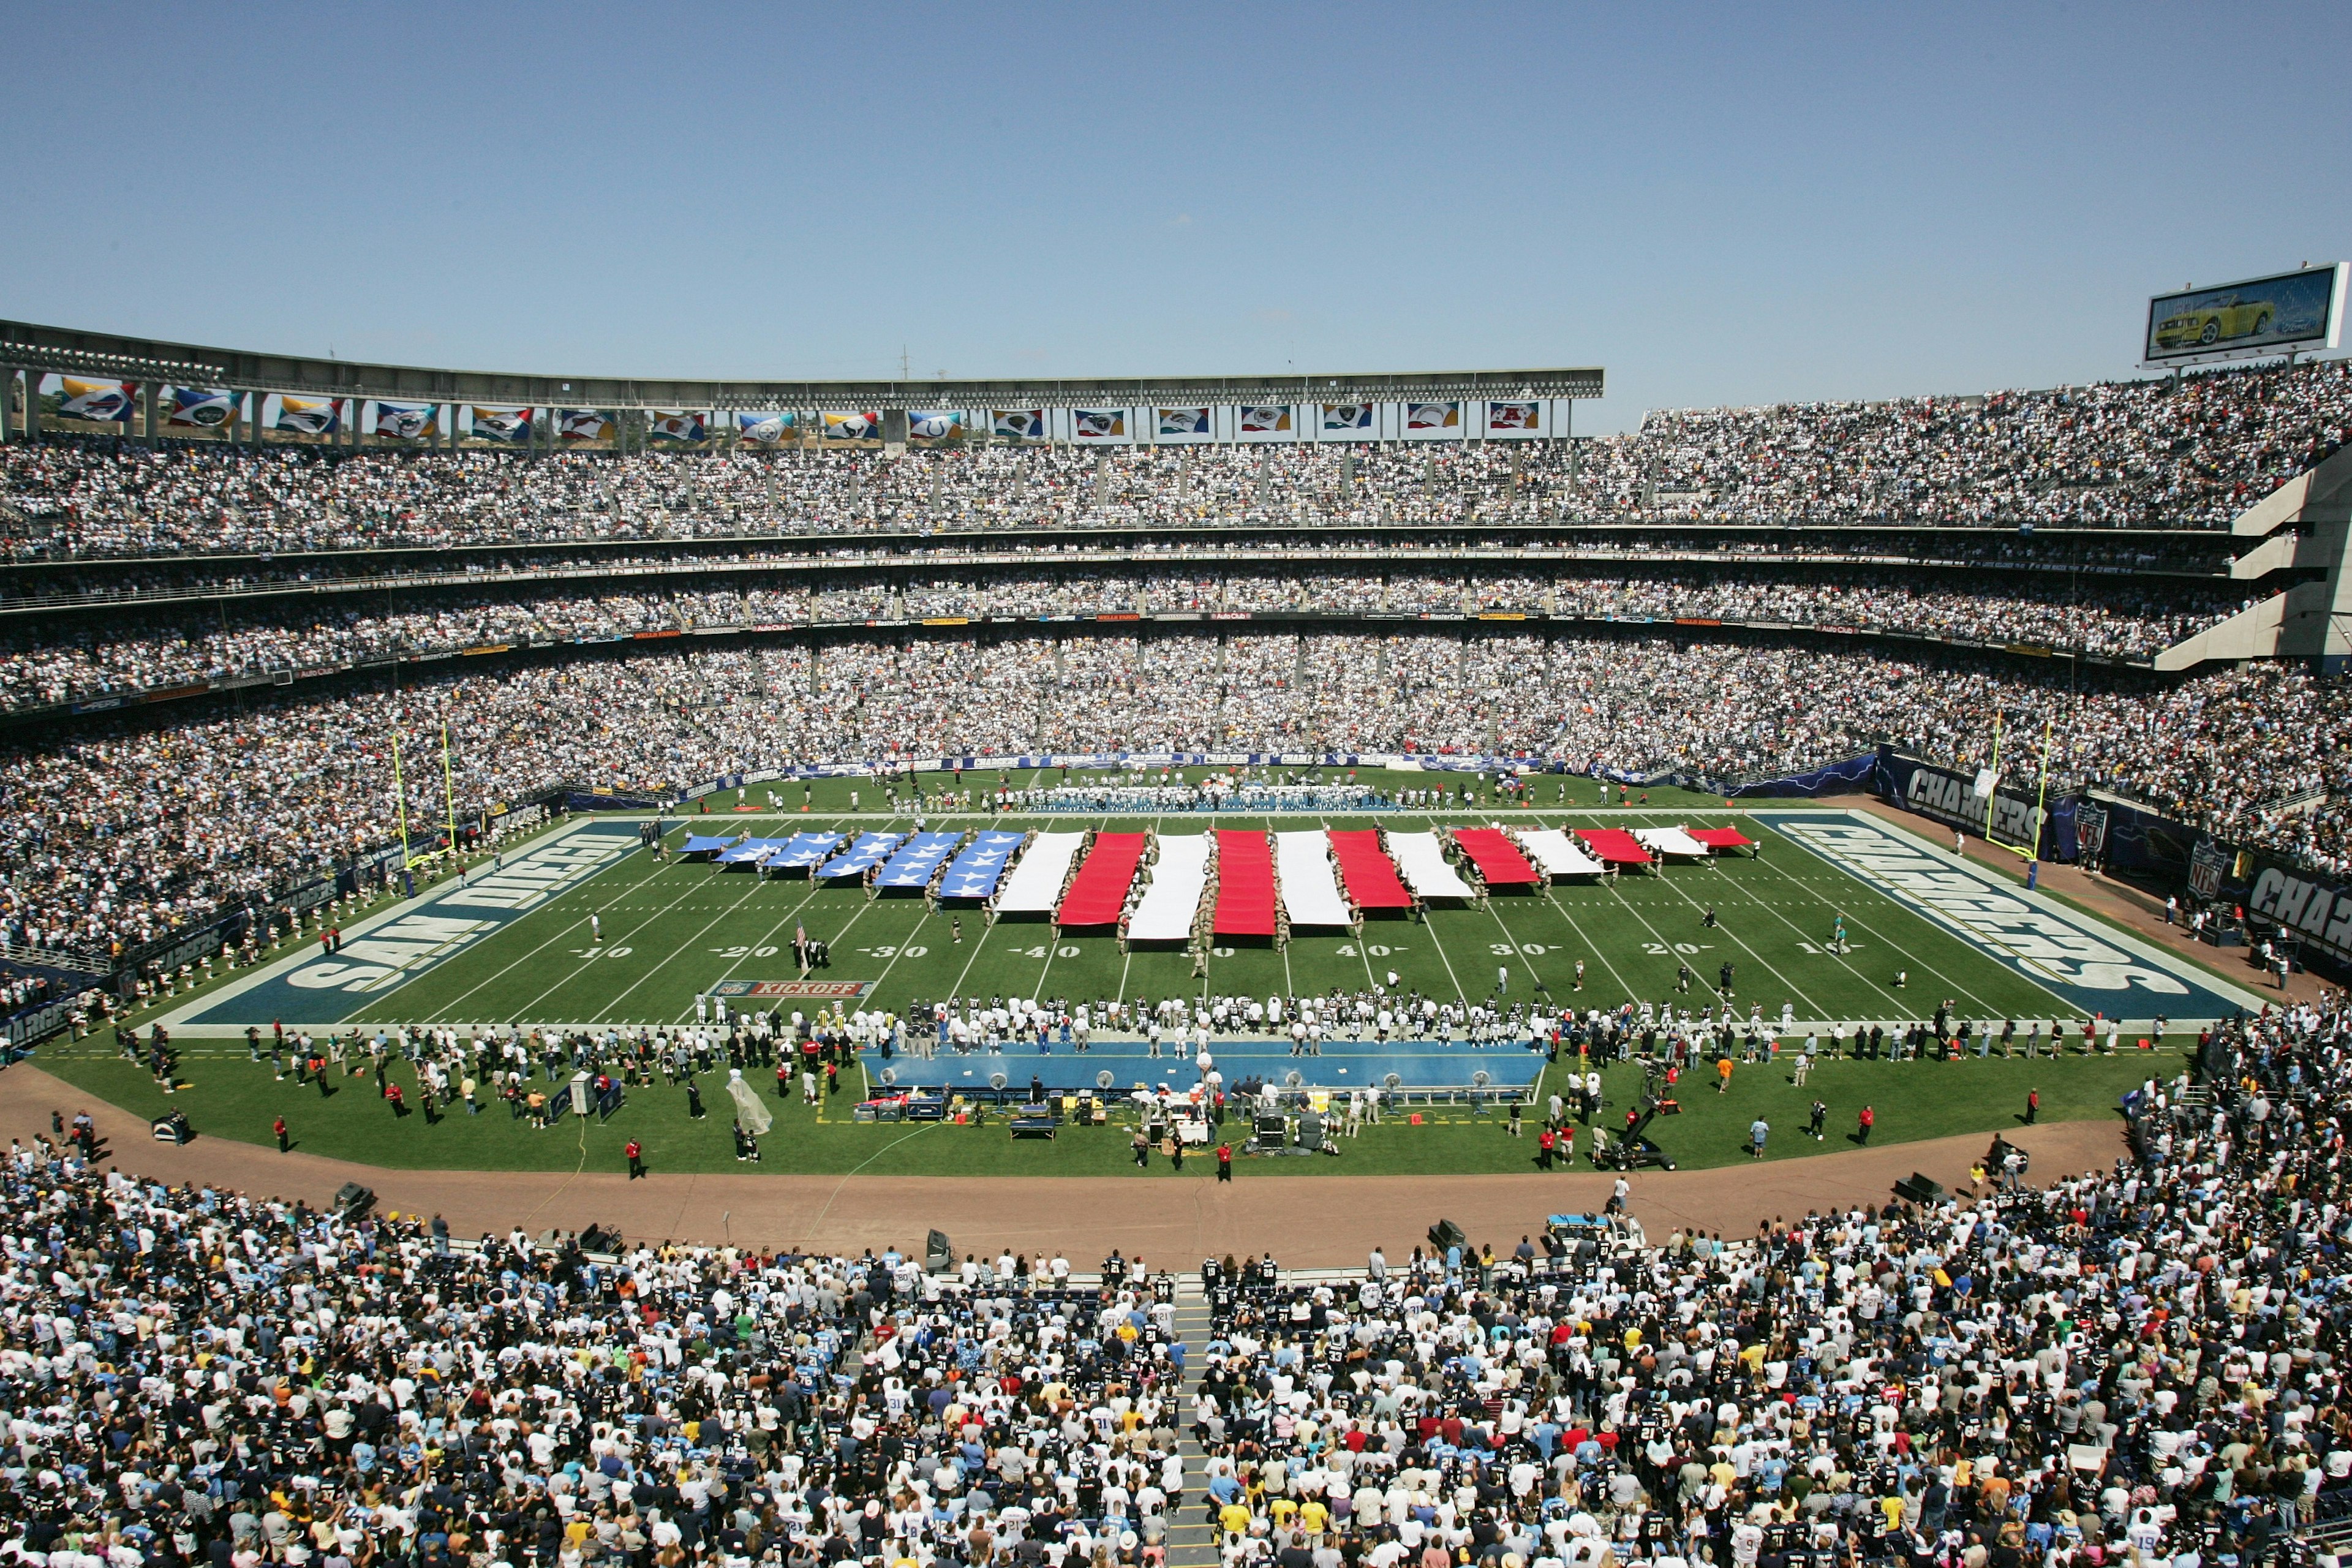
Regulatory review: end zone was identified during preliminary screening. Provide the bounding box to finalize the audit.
[154,818,646,1036]
[1751,809,2267,1022]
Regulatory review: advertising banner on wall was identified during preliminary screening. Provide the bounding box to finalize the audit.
[1318,402,1374,439]
[44,376,137,423]
[2146,264,2346,364]
[821,411,880,441]
[559,409,613,443]
[1070,409,1128,442]
[646,410,709,443]
[271,396,343,437]
[992,409,1045,440]
[467,406,534,443]
[164,386,239,431]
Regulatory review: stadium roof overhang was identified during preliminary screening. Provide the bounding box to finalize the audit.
[0,319,1602,409]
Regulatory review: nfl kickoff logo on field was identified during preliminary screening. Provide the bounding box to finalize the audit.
[709,979,875,1000]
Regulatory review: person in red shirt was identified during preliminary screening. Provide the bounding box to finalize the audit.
[626,1138,646,1178]
[273,1115,288,1153]
[1537,1128,1555,1170]
[1857,1104,1875,1144]
[385,1082,405,1117]
[1216,1144,1232,1183]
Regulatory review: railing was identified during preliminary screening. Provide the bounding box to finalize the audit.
[0,939,111,976]
[0,535,2236,617]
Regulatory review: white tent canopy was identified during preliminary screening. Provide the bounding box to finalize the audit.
[1387,832,1478,900]
[1518,828,1607,878]
[994,831,1087,914]
[1126,835,1213,943]
[1635,826,1712,858]
[1276,830,1352,927]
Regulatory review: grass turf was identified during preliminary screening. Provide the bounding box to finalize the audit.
[40,769,2185,1179]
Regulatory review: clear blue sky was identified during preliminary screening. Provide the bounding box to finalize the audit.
[4,3,2346,432]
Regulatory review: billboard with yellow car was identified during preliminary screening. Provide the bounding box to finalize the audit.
[2145,264,2345,364]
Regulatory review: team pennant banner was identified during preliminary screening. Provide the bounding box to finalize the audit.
[1485,401,1542,437]
[371,402,439,441]
[1403,401,1461,439]
[469,406,534,443]
[273,396,342,436]
[49,377,136,423]
[907,410,968,443]
[736,411,794,444]
[165,387,239,431]
[646,410,709,443]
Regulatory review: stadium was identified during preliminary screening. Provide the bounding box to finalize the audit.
[6,14,2352,1568]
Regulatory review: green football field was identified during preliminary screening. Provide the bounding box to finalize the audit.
[40,766,2256,1178]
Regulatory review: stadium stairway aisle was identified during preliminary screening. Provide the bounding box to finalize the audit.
[1165,1290,1219,1568]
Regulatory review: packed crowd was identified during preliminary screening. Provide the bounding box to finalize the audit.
[1180,1000,2352,1568]
[0,997,2345,1568]
[5,360,2348,556]
[3,630,2349,965]
[0,534,2242,620]
[0,570,2252,713]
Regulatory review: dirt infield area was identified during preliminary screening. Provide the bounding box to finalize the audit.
[7,1064,2124,1265]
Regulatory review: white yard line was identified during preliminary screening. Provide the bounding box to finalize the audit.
[1616,813,1836,1018]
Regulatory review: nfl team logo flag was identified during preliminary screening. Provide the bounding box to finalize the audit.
[907,410,967,440]
[2073,801,2109,862]
[646,410,708,443]
[469,406,534,443]
[822,412,879,440]
[1158,407,1210,436]
[53,378,136,423]
[274,396,342,436]
[1406,401,1460,430]
[559,409,612,442]
[1238,405,1292,433]
[1487,401,1540,432]
[736,411,793,444]
[1320,403,1372,432]
[992,409,1044,440]
[372,402,439,440]
[165,386,238,430]
[2188,838,2229,901]
[1071,410,1126,440]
